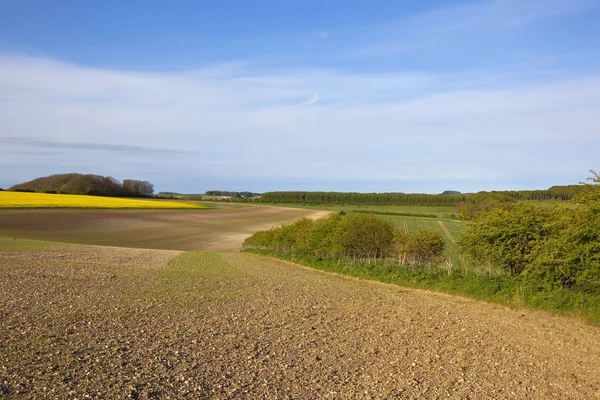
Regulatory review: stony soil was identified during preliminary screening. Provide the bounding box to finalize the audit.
[1,245,599,399]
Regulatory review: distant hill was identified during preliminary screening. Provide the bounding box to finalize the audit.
[10,173,154,197]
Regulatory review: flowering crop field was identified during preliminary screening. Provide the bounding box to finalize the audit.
[0,191,205,209]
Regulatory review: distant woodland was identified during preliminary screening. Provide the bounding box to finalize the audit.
[256,186,581,207]
[10,173,155,197]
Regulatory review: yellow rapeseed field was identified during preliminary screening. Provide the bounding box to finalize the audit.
[0,191,206,209]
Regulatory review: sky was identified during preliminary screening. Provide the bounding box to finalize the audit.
[1,0,599,194]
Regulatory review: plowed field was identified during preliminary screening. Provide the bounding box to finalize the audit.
[0,206,330,252]
[1,241,598,399]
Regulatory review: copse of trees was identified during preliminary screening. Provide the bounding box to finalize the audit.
[9,173,155,198]
[243,213,445,265]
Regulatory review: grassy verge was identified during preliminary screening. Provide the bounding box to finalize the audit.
[245,249,600,325]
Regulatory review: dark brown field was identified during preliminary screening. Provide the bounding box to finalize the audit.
[0,205,330,252]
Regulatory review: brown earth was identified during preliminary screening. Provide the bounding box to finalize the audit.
[1,244,599,399]
[0,206,330,252]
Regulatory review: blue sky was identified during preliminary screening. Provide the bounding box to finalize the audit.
[1,0,599,193]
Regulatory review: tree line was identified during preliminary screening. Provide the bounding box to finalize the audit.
[255,186,581,207]
[256,191,465,206]
[10,173,154,197]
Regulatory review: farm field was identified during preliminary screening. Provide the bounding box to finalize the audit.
[388,215,463,262]
[0,191,206,209]
[263,203,458,217]
[1,237,598,398]
[0,205,330,252]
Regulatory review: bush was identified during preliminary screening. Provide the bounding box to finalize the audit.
[458,182,600,290]
[395,229,445,265]
[458,202,556,276]
[527,205,600,290]
[332,213,396,259]
[243,213,444,266]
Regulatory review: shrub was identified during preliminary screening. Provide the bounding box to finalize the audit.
[332,213,396,259]
[527,205,600,290]
[458,202,555,276]
[395,229,445,265]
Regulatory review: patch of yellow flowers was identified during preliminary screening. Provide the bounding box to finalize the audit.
[0,191,205,209]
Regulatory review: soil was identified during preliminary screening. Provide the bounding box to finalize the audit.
[0,207,330,252]
[1,245,599,399]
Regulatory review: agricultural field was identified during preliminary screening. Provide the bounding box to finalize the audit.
[0,205,330,251]
[388,215,464,262]
[265,203,458,217]
[0,191,206,209]
[1,237,599,398]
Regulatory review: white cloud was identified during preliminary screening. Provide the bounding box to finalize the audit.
[0,54,599,192]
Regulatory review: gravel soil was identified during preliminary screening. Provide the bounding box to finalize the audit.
[1,245,599,399]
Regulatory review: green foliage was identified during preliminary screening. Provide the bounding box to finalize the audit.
[458,192,516,220]
[458,202,555,275]
[573,169,600,205]
[527,205,600,290]
[458,171,600,291]
[255,187,581,208]
[333,213,396,259]
[307,213,343,257]
[243,213,444,266]
[257,191,466,206]
[396,229,446,265]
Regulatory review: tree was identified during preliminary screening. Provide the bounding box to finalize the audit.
[123,179,154,197]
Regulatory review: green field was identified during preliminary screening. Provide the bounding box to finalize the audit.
[262,203,458,217]
[385,215,463,263]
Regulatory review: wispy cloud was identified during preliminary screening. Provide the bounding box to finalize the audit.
[338,0,600,59]
[1,137,194,155]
